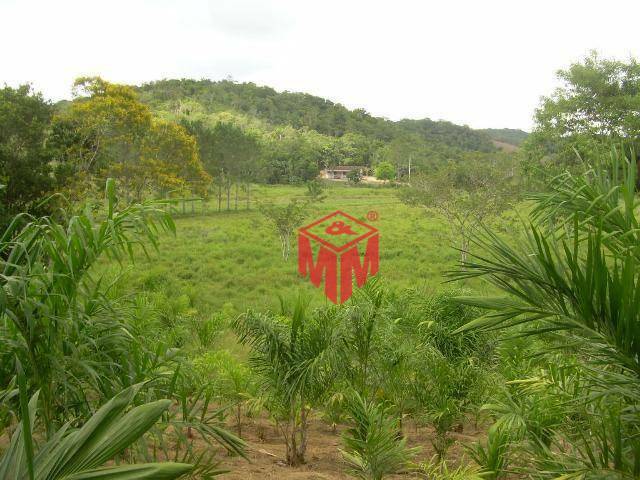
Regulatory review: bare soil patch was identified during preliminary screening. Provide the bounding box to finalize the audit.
[218,413,485,479]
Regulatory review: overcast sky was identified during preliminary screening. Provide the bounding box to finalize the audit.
[1,0,638,130]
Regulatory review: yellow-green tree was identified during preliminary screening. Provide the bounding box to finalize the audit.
[118,118,209,199]
[51,77,209,202]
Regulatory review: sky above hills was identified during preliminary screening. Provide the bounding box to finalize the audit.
[1,0,638,130]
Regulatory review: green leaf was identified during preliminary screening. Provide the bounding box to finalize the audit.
[64,463,193,480]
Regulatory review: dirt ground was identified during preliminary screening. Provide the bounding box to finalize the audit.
[0,412,485,479]
[218,413,484,479]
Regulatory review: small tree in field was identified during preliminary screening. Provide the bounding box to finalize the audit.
[400,155,516,262]
[233,297,340,466]
[305,178,327,202]
[259,182,325,260]
[259,199,308,260]
[375,161,396,182]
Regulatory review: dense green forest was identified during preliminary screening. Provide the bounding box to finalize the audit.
[478,128,529,146]
[136,79,512,187]
[137,79,499,150]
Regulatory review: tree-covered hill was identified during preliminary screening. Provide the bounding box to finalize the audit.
[3,77,523,224]
[136,79,496,153]
[478,128,528,146]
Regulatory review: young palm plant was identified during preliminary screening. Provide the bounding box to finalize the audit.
[449,149,640,477]
[340,391,418,480]
[193,350,258,438]
[233,296,341,466]
[464,422,513,479]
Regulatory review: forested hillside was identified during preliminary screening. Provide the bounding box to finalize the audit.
[128,79,511,192]
[2,76,514,226]
[137,79,496,152]
[478,127,528,146]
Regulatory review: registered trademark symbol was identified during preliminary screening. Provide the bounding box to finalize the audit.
[366,210,379,222]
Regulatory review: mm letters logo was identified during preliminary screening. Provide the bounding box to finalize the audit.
[298,211,379,304]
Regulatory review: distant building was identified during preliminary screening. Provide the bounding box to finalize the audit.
[320,166,367,180]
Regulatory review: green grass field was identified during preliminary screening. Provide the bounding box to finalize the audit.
[102,183,497,321]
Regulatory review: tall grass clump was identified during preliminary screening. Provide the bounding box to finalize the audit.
[0,179,245,476]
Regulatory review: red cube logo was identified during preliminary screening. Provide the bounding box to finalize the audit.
[298,211,379,304]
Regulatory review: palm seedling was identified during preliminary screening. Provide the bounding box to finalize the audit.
[193,350,258,438]
[449,148,640,477]
[145,362,247,476]
[464,422,513,480]
[192,313,226,349]
[233,295,341,466]
[322,389,348,434]
[337,279,389,399]
[418,457,485,480]
[340,391,418,480]
[408,290,494,462]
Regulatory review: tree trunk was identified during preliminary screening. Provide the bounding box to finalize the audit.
[283,401,308,466]
[460,236,469,264]
[298,406,309,462]
[235,183,238,210]
[226,181,231,211]
[218,184,222,212]
[286,420,306,466]
[281,234,291,260]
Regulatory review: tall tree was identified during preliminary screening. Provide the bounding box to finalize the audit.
[137,119,209,198]
[0,85,53,223]
[263,127,322,184]
[51,77,209,202]
[524,52,640,174]
[185,120,262,209]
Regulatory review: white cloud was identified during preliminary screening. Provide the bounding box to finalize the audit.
[1,0,638,130]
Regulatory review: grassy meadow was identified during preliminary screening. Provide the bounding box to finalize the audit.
[103,183,495,320]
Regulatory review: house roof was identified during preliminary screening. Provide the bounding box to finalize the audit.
[325,166,363,171]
